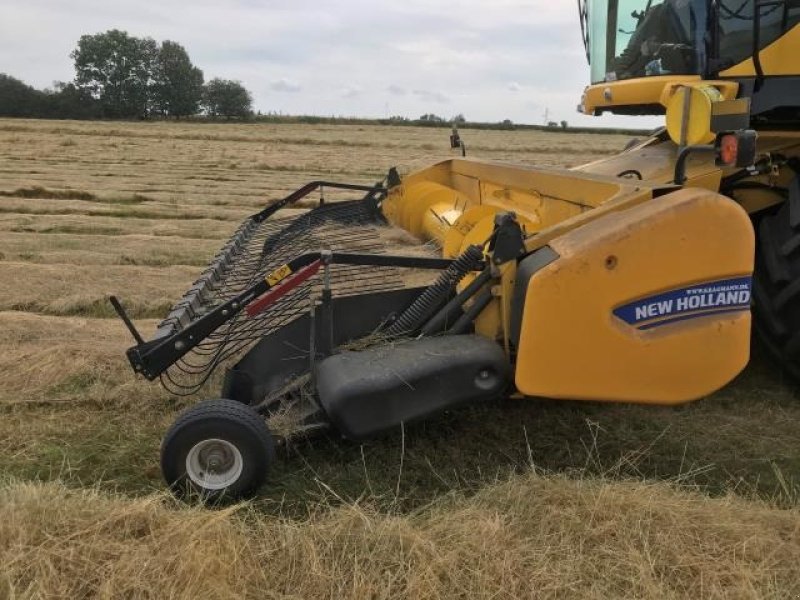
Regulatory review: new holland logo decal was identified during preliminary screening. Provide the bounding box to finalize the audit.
[613,277,752,330]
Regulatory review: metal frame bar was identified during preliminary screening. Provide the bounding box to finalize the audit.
[252,181,386,223]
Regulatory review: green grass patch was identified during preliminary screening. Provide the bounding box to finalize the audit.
[0,405,166,492]
[46,372,104,397]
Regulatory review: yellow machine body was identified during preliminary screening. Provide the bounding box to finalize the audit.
[377,1,800,405]
[382,158,756,405]
[514,188,753,404]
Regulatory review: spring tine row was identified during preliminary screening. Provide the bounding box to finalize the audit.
[155,196,434,396]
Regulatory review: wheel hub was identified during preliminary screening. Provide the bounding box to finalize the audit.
[185,438,243,490]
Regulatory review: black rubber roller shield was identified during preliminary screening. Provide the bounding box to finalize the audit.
[315,335,511,441]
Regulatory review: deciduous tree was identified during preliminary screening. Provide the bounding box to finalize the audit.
[71,30,157,118]
[202,78,253,118]
[153,41,204,118]
[0,74,45,117]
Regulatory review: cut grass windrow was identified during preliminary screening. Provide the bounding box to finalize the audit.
[0,205,241,221]
[0,185,156,204]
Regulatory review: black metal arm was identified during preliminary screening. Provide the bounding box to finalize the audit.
[252,181,386,223]
[674,144,715,185]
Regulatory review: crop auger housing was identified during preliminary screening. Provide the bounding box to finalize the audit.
[115,0,800,500]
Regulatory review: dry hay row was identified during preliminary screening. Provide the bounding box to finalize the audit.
[0,231,222,267]
[0,161,372,182]
[0,197,252,220]
[0,213,241,240]
[0,262,197,319]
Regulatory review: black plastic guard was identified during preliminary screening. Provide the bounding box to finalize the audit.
[222,287,427,404]
[315,335,511,441]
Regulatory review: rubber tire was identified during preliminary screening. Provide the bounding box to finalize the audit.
[753,183,800,380]
[161,399,275,502]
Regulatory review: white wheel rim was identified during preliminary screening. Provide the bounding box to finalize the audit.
[185,438,243,491]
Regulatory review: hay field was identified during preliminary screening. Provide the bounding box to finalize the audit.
[1,118,799,598]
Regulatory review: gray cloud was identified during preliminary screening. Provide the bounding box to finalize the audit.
[412,89,449,104]
[386,84,406,96]
[269,78,302,93]
[341,86,363,99]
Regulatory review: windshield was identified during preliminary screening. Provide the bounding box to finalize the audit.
[582,0,708,83]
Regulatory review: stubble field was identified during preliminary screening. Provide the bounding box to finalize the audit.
[1,118,799,598]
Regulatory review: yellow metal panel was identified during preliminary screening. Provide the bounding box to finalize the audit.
[580,75,701,115]
[658,80,738,106]
[515,188,754,405]
[443,205,499,258]
[581,77,738,117]
[664,85,725,146]
[575,131,800,215]
[479,181,584,229]
[450,172,482,203]
[720,24,800,77]
[383,159,649,247]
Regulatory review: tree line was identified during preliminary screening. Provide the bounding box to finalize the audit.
[0,30,253,120]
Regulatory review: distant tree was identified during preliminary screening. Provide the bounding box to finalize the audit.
[71,30,158,118]
[202,78,253,118]
[452,113,466,125]
[0,74,103,119]
[419,113,445,122]
[44,82,101,119]
[547,121,559,127]
[500,118,514,130]
[560,120,568,129]
[152,41,204,118]
[0,74,46,117]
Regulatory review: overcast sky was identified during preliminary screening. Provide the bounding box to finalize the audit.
[0,0,658,128]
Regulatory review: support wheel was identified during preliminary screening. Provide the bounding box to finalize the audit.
[161,399,275,501]
[753,178,800,379]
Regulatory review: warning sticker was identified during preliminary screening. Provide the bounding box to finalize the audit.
[613,276,752,330]
[266,264,293,286]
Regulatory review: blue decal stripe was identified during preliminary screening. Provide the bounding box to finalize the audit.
[613,276,752,329]
[638,306,750,330]
[629,303,751,328]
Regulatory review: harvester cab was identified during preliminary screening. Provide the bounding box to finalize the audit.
[114,0,800,500]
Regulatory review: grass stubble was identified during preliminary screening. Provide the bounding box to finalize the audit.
[0,118,799,599]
